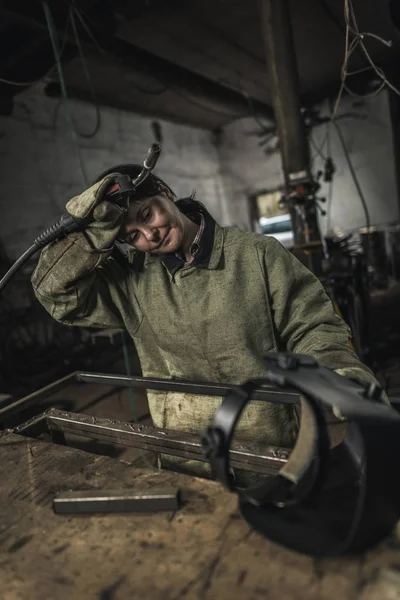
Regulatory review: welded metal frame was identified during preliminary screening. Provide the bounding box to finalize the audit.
[14,408,290,476]
[2,370,295,477]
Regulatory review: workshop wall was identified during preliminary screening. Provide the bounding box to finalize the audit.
[0,85,229,259]
[217,118,281,231]
[218,90,400,235]
[1,86,398,262]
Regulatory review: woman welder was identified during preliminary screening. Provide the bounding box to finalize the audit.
[32,165,380,479]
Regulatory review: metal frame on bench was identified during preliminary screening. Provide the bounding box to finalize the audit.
[14,408,290,476]
[7,370,399,477]
[1,371,298,476]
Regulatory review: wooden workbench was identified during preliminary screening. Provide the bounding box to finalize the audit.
[1,431,400,600]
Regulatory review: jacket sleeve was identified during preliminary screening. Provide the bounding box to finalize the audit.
[31,178,141,331]
[262,236,379,388]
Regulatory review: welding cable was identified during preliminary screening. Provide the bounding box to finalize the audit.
[0,143,161,294]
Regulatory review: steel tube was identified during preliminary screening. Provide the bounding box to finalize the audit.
[0,372,78,423]
[76,372,300,405]
[53,488,181,514]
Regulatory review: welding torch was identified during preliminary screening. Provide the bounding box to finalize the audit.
[0,143,162,293]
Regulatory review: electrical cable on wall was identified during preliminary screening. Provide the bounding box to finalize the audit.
[333,121,370,234]
[333,118,375,365]
[0,76,49,87]
[44,5,102,138]
[0,9,72,88]
[310,133,329,162]
[332,0,400,122]
[320,0,394,90]
[42,1,89,186]
[44,2,136,419]
[2,2,269,124]
[310,0,397,234]
[68,6,101,138]
[324,0,397,284]
[72,6,168,95]
[68,4,257,120]
[69,4,236,117]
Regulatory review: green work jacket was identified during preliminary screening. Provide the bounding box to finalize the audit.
[31,190,377,477]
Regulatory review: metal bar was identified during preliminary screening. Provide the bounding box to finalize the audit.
[0,372,79,423]
[0,394,13,409]
[76,372,300,405]
[19,409,289,476]
[4,368,399,430]
[0,370,299,426]
[53,488,180,514]
[13,412,49,438]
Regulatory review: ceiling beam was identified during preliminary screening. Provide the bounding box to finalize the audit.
[1,6,275,124]
[44,82,232,130]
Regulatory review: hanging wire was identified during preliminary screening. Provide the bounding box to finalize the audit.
[310,132,329,161]
[312,0,397,164]
[0,76,47,87]
[68,6,101,138]
[0,10,72,88]
[333,116,376,366]
[331,0,400,124]
[239,87,274,131]
[73,6,168,95]
[69,4,246,119]
[42,1,88,186]
[334,120,370,233]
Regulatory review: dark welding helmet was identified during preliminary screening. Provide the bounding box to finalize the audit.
[95,162,214,231]
[93,163,175,200]
[202,353,400,556]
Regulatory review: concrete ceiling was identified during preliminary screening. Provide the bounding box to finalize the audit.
[1,0,400,129]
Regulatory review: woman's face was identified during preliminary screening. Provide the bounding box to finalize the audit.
[120,193,184,254]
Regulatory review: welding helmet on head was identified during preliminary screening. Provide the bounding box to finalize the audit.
[93,164,176,201]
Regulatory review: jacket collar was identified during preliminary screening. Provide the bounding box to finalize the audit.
[144,199,223,274]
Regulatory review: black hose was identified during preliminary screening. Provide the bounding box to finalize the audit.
[0,144,162,294]
[0,213,78,293]
[0,244,39,293]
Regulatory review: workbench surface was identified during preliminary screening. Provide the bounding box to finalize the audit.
[1,431,400,600]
